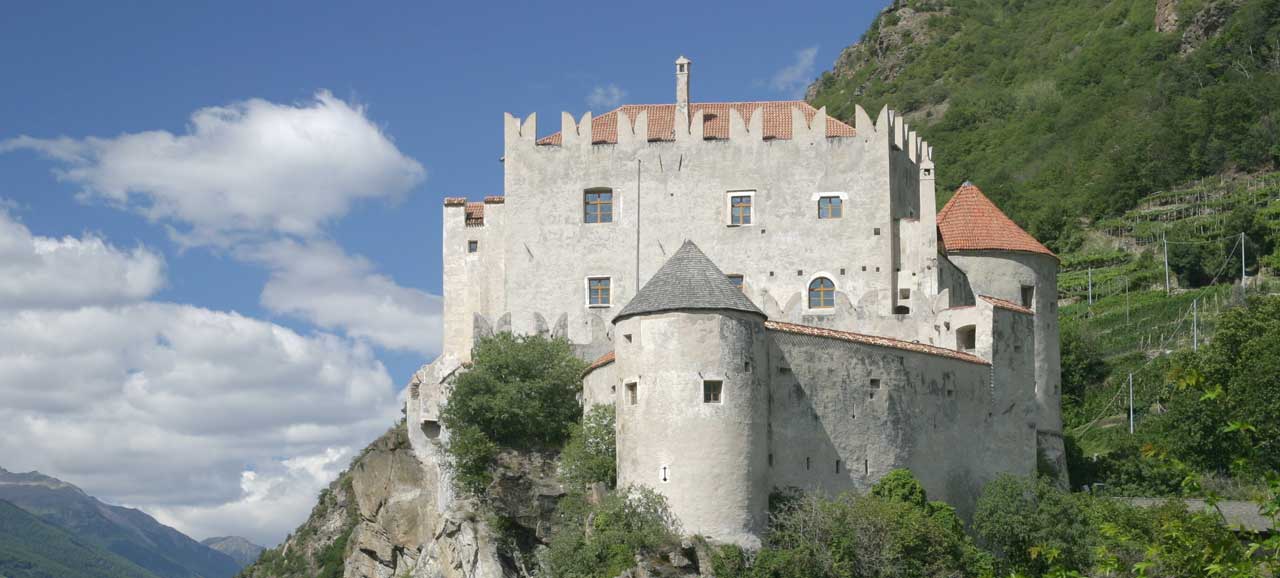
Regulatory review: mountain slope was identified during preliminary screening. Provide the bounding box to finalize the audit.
[0,467,241,578]
[201,536,266,568]
[809,0,1280,252]
[0,499,160,578]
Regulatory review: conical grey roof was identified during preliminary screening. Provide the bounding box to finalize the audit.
[614,240,765,323]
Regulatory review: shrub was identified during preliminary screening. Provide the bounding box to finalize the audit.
[560,404,616,490]
[973,475,1093,576]
[440,333,586,494]
[541,486,681,578]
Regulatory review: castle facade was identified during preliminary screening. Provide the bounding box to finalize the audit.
[408,58,1064,547]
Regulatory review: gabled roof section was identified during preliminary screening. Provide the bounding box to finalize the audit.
[980,295,1034,315]
[937,183,1056,259]
[536,101,856,145]
[614,240,765,323]
[583,351,615,377]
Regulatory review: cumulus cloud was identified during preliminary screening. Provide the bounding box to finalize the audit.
[770,46,819,98]
[586,84,626,109]
[0,209,165,309]
[1,91,425,246]
[0,301,398,545]
[249,239,442,355]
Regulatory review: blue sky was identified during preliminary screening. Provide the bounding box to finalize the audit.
[0,1,883,545]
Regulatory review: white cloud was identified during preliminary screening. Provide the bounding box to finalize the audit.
[0,301,398,545]
[586,84,626,109]
[0,208,165,309]
[1,91,425,246]
[250,239,442,355]
[770,46,820,98]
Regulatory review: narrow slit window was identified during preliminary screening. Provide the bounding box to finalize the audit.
[703,380,723,404]
[818,196,843,219]
[584,188,613,223]
[467,240,478,253]
[588,277,611,306]
[808,277,835,309]
[626,382,638,405]
[1021,285,1035,308]
[729,194,752,225]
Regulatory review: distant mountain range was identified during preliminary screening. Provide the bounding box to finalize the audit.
[201,536,265,568]
[0,467,262,578]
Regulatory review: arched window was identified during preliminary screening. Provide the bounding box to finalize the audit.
[808,277,835,309]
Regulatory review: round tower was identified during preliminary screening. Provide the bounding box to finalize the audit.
[936,184,1065,477]
[611,241,770,547]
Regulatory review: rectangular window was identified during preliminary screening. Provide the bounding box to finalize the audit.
[626,382,638,405]
[703,380,723,404]
[729,193,753,226]
[588,277,611,306]
[584,188,613,223]
[467,240,478,253]
[957,325,977,352]
[818,196,843,219]
[727,274,744,292]
[1021,285,1035,308]
[899,288,911,300]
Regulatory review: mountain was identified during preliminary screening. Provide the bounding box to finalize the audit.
[0,499,161,578]
[0,467,241,578]
[808,0,1280,253]
[201,536,265,568]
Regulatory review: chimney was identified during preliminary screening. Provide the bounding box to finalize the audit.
[675,56,691,128]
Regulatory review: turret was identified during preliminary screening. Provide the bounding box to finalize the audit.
[611,241,770,547]
[675,56,691,129]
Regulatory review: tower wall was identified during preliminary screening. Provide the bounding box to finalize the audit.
[612,310,769,547]
[946,251,1064,474]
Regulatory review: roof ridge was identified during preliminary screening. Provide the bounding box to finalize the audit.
[764,320,990,365]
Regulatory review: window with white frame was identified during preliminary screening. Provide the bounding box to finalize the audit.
[727,191,753,226]
[818,196,843,219]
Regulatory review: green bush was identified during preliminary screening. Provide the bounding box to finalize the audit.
[541,487,681,578]
[440,333,586,494]
[973,475,1093,576]
[560,404,617,490]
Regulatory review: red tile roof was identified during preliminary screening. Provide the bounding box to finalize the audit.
[464,202,484,226]
[583,351,615,376]
[937,183,1056,259]
[764,321,990,366]
[536,101,855,145]
[980,295,1034,315]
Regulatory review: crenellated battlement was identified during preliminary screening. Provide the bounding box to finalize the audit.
[443,195,505,228]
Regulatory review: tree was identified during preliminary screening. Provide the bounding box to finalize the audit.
[973,475,1093,576]
[560,404,617,490]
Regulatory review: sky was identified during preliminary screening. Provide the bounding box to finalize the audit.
[0,1,884,546]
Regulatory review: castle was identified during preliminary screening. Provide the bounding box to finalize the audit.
[408,57,1063,547]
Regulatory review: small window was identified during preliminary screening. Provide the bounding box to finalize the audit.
[873,227,881,236]
[703,380,723,404]
[729,193,753,225]
[899,288,911,300]
[660,465,670,482]
[806,457,811,470]
[894,305,911,314]
[835,460,842,473]
[1021,285,1035,308]
[727,274,744,292]
[584,188,613,223]
[467,240,478,253]
[870,378,881,389]
[818,196,843,219]
[957,325,977,352]
[588,277,611,306]
[624,333,633,343]
[808,277,835,309]
[626,382,638,405]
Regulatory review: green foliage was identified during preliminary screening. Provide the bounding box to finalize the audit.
[441,333,586,495]
[1059,325,1107,409]
[0,499,160,578]
[810,0,1280,228]
[974,475,1093,576]
[720,471,992,578]
[559,404,617,490]
[541,487,681,578]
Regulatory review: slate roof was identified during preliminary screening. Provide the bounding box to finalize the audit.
[536,102,856,145]
[613,240,765,323]
[765,321,991,366]
[937,183,1056,258]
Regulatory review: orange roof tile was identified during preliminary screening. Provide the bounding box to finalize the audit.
[764,321,990,366]
[536,101,855,145]
[583,351,615,376]
[937,183,1056,259]
[464,202,484,226]
[980,295,1034,315]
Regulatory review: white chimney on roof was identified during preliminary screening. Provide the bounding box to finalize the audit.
[675,56,691,128]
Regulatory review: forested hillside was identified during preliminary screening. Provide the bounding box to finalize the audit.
[809,0,1280,252]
